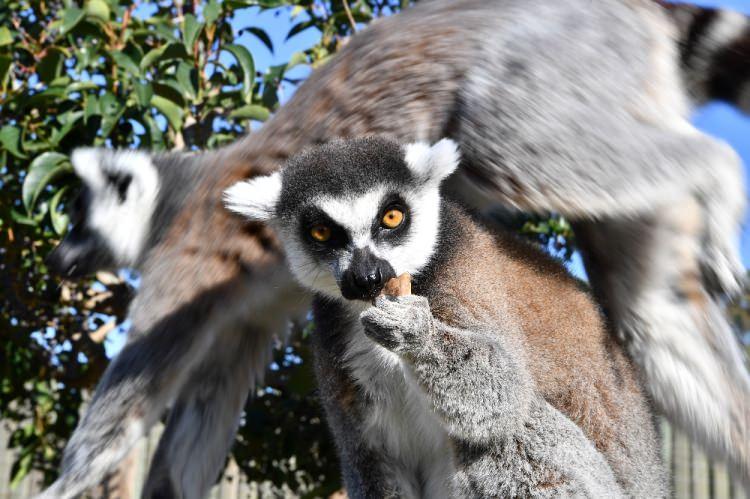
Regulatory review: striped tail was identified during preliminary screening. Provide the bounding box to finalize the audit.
[661,1,750,113]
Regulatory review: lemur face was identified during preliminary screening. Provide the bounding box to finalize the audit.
[225,137,459,301]
[46,148,160,277]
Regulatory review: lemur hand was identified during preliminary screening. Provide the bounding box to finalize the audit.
[360,295,434,355]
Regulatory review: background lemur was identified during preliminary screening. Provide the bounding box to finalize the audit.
[225,137,668,497]
[42,0,750,496]
[45,149,309,498]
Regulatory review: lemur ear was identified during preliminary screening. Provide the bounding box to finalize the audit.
[403,138,460,185]
[224,172,282,221]
[71,148,106,190]
[71,148,158,201]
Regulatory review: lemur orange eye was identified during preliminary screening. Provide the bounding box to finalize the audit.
[310,225,332,242]
[382,209,404,229]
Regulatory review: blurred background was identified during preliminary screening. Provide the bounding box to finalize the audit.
[0,0,748,497]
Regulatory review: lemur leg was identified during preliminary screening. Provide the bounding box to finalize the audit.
[36,276,249,499]
[361,295,623,498]
[141,324,275,499]
[574,196,750,484]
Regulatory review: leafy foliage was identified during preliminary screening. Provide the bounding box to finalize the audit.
[0,0,408,491]
[0,0,745,494]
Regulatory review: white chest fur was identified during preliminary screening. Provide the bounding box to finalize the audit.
[343,321,453,498]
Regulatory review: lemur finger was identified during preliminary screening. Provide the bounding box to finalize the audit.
[360,308,403,350]
[373,294,430,316]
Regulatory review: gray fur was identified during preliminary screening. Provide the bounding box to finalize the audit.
[43,0,750,495]
[41,150,309,499]
[228,137,668,497]
[362,295,624,498]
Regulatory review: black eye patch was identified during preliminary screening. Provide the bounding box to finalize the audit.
[299,207,349,254]
[373,193,410,242]
[105,172,132,203]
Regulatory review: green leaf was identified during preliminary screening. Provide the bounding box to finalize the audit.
[85,0,110,21]
[99,92,121,117]
[60,7,85,35]
[0,55,11,87]
[100,106,125,140]
[207,132,237,148]
[0,126,26,159]
[84,94,99,122]
[223,44,255,104]
[175,62,197,101]
[152,81,186,107]
[10,209,38,226]
[143,114,165,150]
[140,43,189,71]
[49,186,70,235]
[23,152,71,213]
[38,49,66,83]
[134,82,153,108]
[0,26,13,46]
[229,104,269,122]
[151,22,180,43]
[9,451,32,489]
[261,80,278,109]
[50,111,84,147]
[111,51,141,77]
[242,26,274,53]
[151,95,184,131]
[49,75,71,87]
[287,51,307,70]
[140,44,170,71]
[203,0,221,25]
[66,80,99,95]
[286,20,315,41]
[182,14,204,49]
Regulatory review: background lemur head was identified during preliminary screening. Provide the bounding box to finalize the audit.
[47,148,161,277]
[225,136,460,301]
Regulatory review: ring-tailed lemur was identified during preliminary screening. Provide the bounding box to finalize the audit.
[224,136,668,497]
[45,149,309,499]
[41,0,750,496]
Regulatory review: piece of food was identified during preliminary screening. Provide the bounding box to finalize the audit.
[382,272,411,297]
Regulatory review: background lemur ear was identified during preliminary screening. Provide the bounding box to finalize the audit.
[223,172,282,221]
[71,147,106,190]
[403,138,460,185]
[71,148,157,202]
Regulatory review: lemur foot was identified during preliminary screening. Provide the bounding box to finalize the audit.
[360,295,433,354]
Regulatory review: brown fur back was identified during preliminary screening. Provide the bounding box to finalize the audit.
[422,207,663,492]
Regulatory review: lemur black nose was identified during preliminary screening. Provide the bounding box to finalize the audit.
[356,268,382,288]
[341,249,395,301]
[368,269,382,285]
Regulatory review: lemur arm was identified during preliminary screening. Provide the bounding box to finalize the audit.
[141,322,270,499]
[361,295,625,497]
[37,255,246,499]
[362,295,532,442]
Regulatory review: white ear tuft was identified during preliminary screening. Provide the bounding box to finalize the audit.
[71,147,105,190]
[404,138,460,185]
[223,172,282,221]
